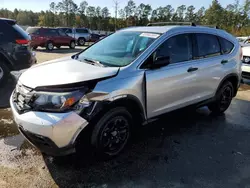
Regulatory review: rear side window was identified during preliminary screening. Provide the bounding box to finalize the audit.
[13,24,30,39]
[0,22,30,42]
[219,37,234,54]
[66,29,72,33]
[76,29,89,34]
[44,29,59,36]
[156,34,193,64]
[196,34,220,58]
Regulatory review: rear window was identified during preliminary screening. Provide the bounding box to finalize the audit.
[196,34,220,58]
[13,24,30,40]
[219,37,234,54]
[76,29,89,34]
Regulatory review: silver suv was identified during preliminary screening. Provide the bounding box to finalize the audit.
[10,23,242,157]
[65,28,91,46]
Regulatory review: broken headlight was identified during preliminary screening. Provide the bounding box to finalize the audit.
[31,90,90,112]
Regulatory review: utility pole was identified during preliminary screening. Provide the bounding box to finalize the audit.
[113,0,119,31]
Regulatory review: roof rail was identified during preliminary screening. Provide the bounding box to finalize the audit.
[147,22,196,27]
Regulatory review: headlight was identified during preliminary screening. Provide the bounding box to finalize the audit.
[32,90,90,112]
[243,56,250,63]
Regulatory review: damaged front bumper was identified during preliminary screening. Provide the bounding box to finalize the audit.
[10,92,89,156]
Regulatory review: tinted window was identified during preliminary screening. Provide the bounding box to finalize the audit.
[0,22,30,42]
[219,37,234,54]
[13,24,30,39]
[44,29,58,36]
[66,29,72,33]
[76,29,89,34]
[196,34,220,58]
[155,34,193,64]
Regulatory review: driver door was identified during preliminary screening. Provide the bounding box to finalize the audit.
[145,34,202,118]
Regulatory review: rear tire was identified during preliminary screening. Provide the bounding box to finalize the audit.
[208,81,234,115]
[46,41,54,51]
[91,107,132,159]
[69,41,76,49]
[78,38,85,46]
[0,61,9,86]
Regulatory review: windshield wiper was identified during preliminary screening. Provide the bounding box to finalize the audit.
[83,58,105,67]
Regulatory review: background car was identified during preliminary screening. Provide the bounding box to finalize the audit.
[26,27,76,51]
[89,33,101,42]
[63,27,92,46]
[0,18,36,85]
[242,45,250,79]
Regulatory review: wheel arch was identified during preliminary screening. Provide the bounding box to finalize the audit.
[216,73,239,97]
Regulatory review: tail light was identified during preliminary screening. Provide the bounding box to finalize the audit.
[16,39,30,45]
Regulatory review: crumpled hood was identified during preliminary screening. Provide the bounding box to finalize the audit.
[19,56,119,89]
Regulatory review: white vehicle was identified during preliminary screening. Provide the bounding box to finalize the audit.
[242,46,250,79]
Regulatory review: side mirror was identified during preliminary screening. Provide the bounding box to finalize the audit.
[152,56,170,68]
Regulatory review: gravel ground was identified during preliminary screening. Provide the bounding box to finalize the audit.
[1,49,250,188]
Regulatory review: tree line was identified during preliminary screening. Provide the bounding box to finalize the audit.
[1,0,250,35]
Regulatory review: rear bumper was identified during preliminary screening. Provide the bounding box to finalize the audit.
[10,93,89,156]
[13,51,37,70]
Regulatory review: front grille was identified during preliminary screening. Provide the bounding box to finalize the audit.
[242,71,250,79]
[13,84,34,113]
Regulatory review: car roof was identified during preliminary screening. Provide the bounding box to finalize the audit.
[119,25,223,34]
[0,18,16,25]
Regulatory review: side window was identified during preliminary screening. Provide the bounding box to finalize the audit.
[219,37,234,54]
[66,29,72,33]
[58,29,67,36]
[196,34,220,58]
[0,22,15,42]
[76,29,88,34]
[155,34,193,64]
[45,29,59,36]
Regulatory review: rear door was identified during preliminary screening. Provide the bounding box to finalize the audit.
[65,28,74,38]
[58,29,71,45]
[193,33,229,99]
[145,34,204,118]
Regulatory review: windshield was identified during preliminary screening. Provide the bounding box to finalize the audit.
[77,31,160,67]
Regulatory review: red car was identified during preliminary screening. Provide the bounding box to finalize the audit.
[26,27,76,51]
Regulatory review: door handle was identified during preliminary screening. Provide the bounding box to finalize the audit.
[221,60,229,64]
[187,67,198,72]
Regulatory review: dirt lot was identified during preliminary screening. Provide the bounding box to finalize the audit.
[1,49,250,188]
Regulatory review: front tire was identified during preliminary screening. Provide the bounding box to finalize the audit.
[208,81,234,115]
[78,38,85,46]
[91,107,132,158]
[46,41,54,51]
[0,61,9,86]
[69,41,76,49]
